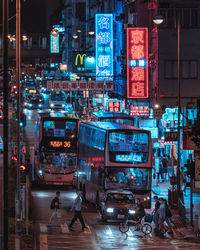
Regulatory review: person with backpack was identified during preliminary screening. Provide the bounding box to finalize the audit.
[49,191,61,224]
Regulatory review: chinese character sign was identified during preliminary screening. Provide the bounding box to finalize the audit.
[96,14,113,80]
[127,28,148,98]
[50,28,59,53]
[106,100,122,112]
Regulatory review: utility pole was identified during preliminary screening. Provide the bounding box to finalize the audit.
[15,0,21,249]
[177,10,181,201]
[2,0,9,248]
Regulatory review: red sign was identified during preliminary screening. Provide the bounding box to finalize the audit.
[107,100,122,112]
[105,81,114,91]
[127,28,148,98]
[129,105,150,116]
[88,81,96,90]
[62,81,70,91]
[70,81,78,90]
[53,81,61,90]
[96,81,104,90]
[79,81,87,90]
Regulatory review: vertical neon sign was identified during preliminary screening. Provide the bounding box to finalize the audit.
[96,14,113,80]
[50,28,59,53]
[127,28,148,98]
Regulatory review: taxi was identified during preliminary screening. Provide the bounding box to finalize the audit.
[99,190,137,222]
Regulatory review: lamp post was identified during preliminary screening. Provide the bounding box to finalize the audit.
[2,0,9,248]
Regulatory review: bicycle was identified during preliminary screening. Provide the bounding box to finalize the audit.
[119,215,152,235]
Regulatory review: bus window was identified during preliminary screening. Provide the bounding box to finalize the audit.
[109,131,149,163]
[105,167,151,190]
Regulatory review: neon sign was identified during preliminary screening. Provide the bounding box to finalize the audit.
[49,141,71,148]
[129,105,150,116]
[50,28,59,53]
[96,14,113,80]
[106,99,122,112]
[127,28,148,98]
[162,107,183,128]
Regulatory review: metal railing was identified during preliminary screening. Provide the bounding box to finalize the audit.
[178,199,186,227]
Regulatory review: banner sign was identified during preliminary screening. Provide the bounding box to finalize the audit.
[50,28,59,53]
[106,99,122,112]
[127,28,148,98]
[129,105,150,116]
[47,80,114,92]
[96,14,113,80]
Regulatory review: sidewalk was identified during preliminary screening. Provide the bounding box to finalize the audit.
[151,179,200,242]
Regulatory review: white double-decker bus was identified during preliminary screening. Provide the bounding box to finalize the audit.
[34,112,79,185]
[77,122,152,208]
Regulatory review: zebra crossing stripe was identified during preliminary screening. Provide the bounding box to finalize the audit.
[40,234,48,250]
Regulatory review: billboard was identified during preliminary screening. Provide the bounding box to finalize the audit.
[96,14,113,80]
[50,28,59,53]
[127,28,148,98]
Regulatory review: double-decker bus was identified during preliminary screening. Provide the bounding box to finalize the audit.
[77,122,152,208]
[90,111,135,126]
[34,111,79,185]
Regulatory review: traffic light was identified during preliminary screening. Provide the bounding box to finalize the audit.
[20,113,26,127]
[184,161,195,179]
[20,164,27,184]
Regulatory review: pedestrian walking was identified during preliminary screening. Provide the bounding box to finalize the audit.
[180,167,187,193]
[68,191,87,231]
[163,199,173,235]
[157,198,167,236]
[49,191,62,224]
[152,196,160,234]
[161,154,168,181]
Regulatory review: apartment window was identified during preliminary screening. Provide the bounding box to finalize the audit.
[164,60,198,79]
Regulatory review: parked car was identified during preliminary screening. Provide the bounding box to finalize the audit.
[49,91,67,109]
[99,190,137,222]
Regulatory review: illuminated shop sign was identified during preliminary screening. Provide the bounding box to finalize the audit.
[106,99,122,112]
[127,28,148,98]
[116,154,142,162]
[50,28,59,53]
[96,14,113,80]
[162,107,183,128]
[49,140,71,148]
[129,105,150,116]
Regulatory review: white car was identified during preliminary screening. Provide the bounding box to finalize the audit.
[0,136,3,153]
[49,91,67,109]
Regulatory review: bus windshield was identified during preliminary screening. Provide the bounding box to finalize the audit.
[105,167,151,190]
[43,120,77,137]
[109,131,149,163]
[102,118,134,126]
[51,93,65,101]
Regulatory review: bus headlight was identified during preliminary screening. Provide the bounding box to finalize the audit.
[129,209,136,214]
[106,208,114,213]
[38,170,43,176]
[50,103,54,108]
[147,196,150,200]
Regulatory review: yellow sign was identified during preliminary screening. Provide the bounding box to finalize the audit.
[28,89,37,94]
[50,141,71,148]
[75,54,86,66]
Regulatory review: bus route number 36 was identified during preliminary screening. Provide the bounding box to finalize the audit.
[50,141,71,148]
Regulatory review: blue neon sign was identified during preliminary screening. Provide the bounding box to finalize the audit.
[96,14,113,80]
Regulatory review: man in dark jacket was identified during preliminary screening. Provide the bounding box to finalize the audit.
[49,191,61,224]
[153,196,160,234]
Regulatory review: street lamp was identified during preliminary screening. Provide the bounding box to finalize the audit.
[88,30,95,36]
[153,15,164,25]
[72,34,78,39]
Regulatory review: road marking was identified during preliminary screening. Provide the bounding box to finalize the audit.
[40,234,48,250]
[40,224,47,233]
[105,226,112,235]
[127,229,133,236]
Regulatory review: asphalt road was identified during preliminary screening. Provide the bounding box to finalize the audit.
[32,188,200,250]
